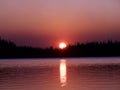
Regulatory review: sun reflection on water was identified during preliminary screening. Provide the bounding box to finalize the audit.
[60,59,67,87]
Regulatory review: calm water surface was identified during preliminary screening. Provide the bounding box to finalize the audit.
[0,58,120,90]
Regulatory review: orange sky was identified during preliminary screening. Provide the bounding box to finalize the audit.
[0,0,120,48]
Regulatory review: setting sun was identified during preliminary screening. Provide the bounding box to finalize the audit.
[59,42,67,49]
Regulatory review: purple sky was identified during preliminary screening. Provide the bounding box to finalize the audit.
[0,0,120,48]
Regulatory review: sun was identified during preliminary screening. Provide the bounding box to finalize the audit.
[59,42,67,49]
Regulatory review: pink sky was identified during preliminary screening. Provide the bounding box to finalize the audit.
[0,0,120,48]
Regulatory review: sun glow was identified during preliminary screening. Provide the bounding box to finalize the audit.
[59,42,67,49]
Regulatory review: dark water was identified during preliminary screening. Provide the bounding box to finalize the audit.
[0,58,120,90]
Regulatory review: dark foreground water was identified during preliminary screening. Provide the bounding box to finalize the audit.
[0,58,120,90]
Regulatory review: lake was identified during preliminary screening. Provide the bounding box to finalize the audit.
[0,58,120,90]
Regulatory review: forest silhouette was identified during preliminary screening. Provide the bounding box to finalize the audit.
[0,36,120,58]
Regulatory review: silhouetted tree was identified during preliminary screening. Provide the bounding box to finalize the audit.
[0,36,120,58]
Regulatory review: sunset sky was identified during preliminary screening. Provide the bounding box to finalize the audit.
[0,0,120,48]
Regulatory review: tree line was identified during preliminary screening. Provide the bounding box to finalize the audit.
[0,37,120,58]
